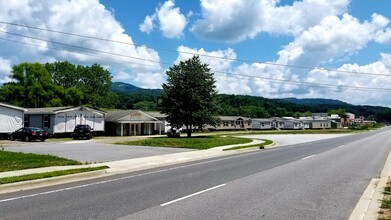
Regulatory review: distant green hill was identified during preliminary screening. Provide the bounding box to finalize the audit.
[281,98,349,106]
[112,82,162,96]
[111,82,391,122]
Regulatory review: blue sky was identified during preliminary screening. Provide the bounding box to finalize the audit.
[0,0,391,106]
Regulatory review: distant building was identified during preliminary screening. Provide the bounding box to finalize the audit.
[208,116,252,130]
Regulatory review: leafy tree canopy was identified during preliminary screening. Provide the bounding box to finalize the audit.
[0,61,117,109]
[159,56,219,137]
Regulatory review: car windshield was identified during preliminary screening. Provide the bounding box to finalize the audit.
[77,125,89,128]
[30,127,43,132]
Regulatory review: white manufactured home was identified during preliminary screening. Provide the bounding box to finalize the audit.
[25,106,105,134]
[0,103,26,138]
[252,119,273,130]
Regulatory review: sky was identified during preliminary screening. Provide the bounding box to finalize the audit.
[0,0,391,107]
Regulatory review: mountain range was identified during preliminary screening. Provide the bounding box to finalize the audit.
[112,82,391,122]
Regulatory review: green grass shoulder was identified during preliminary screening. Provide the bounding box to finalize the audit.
[117,135,252,150]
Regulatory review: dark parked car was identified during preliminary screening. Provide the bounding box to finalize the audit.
[72,124,93,140]
[166,127,181,138]
[9,127,49,142]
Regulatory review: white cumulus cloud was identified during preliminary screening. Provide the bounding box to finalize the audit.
[140,0,188,39]
[0,0,164,88]
[139,15,155,34]
[191,0,350,42]
[175,46,237,72]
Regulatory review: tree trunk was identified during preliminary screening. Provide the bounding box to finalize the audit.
[186,124,192,137]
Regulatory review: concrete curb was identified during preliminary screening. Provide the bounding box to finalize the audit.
[349,149,391,219]
[0,170,109,194]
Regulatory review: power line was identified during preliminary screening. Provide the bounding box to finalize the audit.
[0,30,164,65]
[214,71,391,92]
[0,37,168,69]
[1,30,391,93]
[1,21,390,77]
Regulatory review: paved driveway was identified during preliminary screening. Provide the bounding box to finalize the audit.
[2,140,193,163]
[2,133,353,163]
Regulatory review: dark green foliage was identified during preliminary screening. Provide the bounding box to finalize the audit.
[112,82,162,96]
[0,63,65,107]
[0,61,117,109]
[159,56,219,137]
[115,92,158,110]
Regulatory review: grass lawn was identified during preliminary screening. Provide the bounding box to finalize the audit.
[378,178,391,220]
[117,135,253,150]
[0,166,109,185]
[0,151,82,172]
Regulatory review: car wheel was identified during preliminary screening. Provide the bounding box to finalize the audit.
[25,136,30,142]
[9,135,15,141]
[40,138,46,142]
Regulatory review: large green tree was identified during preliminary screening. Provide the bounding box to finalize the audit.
[0,63,64,107]
[46,61,117,108]
[0,61,116,108]
[160,56,218,137]
[75,64,117,108]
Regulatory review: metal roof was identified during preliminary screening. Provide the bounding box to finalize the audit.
[145,111,167,118]
[26,106,105,115]
[218,116,250,121]
[0,102,26,112]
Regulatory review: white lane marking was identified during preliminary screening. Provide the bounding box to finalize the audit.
[338,145,345,148]
[160,184,226,207]
[301,155,316,160]
[0,151,265,203]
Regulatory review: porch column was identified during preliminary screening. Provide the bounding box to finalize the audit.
[120,123,124,136]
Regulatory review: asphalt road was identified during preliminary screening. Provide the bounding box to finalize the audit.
[1,129,390,220]
[2,141,193,163]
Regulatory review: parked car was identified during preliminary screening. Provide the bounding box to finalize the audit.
[9,127,49,142]
[166,127,181,138]
[72,124,93,140]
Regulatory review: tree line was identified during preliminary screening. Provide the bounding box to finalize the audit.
[1,60,391,124]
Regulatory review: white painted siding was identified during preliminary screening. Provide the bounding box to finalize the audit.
[53,110,104,133]
[0,106,24,133]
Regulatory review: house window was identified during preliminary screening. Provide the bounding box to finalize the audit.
[43,115,50,128]
[231,121,234,126]
[261,123,265,127]
[223,121,228,127]
[24,115,29,127]
[248,121,251,126]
